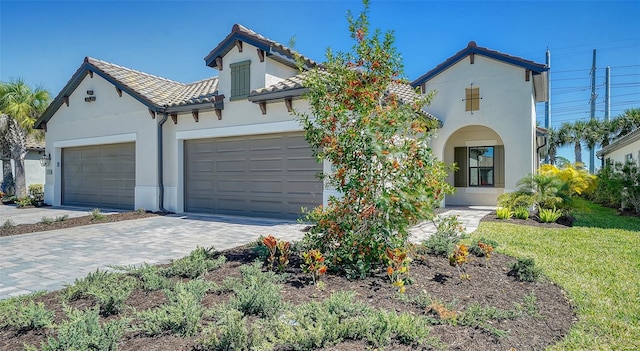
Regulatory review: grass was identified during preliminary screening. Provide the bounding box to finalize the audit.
[471,198,640,350]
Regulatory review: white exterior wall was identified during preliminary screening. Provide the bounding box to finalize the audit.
[423,55,537,206]
[163,42,317,213]
[43,74,159,210]
[604,140,640,165]
[4,151,46,190]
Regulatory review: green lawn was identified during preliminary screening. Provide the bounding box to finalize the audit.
[471,199,640,351]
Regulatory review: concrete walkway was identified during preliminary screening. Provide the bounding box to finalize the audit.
[0,206,492,300]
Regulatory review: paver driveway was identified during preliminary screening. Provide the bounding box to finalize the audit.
[0,206,492,299]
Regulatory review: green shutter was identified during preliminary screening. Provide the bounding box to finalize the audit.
[230,60,251,99]
[494,145,505,188]
[454,147,468,187]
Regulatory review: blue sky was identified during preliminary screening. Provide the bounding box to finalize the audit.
[1,0,639,167]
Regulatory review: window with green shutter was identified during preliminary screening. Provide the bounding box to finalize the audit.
[230,60,251,100]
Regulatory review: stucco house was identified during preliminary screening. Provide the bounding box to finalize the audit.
[596,127,640,166]
[1,135,46,193]
[35,25,548,217]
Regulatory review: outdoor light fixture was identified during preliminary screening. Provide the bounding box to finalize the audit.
[84,96,96,102]
[39,153,51,167]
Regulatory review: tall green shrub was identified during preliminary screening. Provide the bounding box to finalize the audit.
[296,0,453,278]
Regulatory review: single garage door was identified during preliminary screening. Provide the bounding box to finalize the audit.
[185,133,322,219]
[62,143,135,210]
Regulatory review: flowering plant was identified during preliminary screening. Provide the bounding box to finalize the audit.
[385,247,412,293]
[449,244,471,280]
[477,241,494,268]
[261,235,291,272]
[301,249,328,286]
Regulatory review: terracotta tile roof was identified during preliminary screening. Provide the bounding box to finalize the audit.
[412,41,548,86]
[86,57,219,107]
[205,24,317,70]
[26,135,44,150]
[249,73,438,121]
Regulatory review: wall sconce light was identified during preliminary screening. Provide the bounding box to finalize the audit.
[40,153,51,167]
[86,90,94,95]
[84,96,96,102]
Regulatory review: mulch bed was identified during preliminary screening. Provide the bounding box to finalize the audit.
[479,212,575,229]
[0,243,576,351]
[0,210,159,237]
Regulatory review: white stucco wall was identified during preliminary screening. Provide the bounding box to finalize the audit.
[43,73,159,210]
[423,55,538,206]
[2,150,46,191]
[603,140,640,165]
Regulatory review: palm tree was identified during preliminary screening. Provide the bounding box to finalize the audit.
[546,127,567,166]
[0,114,16,196]
[0,79,50,198]
[559,121,588,166]
[613,108,640,138]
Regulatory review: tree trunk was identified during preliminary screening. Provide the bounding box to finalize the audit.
[13,158,27,198]
[1,158,15,195]
[574,142,583,165]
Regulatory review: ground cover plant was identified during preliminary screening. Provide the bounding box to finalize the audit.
[0,241,575,351]
[471,198,640,350]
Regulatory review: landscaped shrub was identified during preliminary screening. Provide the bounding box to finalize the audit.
[538,207,563,223]
[509,257,542,282]
[513,206,530,220]
[592,159,640,213]
[227,261,284,318]
[495,207,512,220]
[115,263,172,292]
[421,215,465,257]
[28,184,44,204]
[24,306,130,351]
[137,279,210,337]
[497,191,534,210]
[296,2,453,279]
[61,268,135,316]
[0,294,53,331]
[17,196,32,207]
[198,306,261,351]
[162,246,226,278]
[89,208,104,220]
[469,237,499,257]
[516,173,572,210]
[259,235,291,272]
[2,218,15,228]
[539,163,596,197]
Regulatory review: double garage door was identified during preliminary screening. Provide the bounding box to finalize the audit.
[62,143,135,210]
[185,132,323,219]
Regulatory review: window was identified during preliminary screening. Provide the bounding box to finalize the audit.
[454,145,504,188]
[465,86,480,112]
[469,147,494,186]
[626,153,633,162]
[230,60,251,100]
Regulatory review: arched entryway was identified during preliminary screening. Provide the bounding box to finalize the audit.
[441,125,505,206]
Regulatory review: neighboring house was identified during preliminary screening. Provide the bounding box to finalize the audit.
[596,127,640,166]
[412,42,548,206]
[1,135,46,191]
[35,25,548,217]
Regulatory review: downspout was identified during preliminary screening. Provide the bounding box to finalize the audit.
[536,136,547,169]
[157,108,169,213]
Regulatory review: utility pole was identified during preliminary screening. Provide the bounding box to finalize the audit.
[605,66,610,121]
[589,49,597,173]
[545,48,551,164]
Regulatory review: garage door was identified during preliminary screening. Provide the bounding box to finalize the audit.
[62,143,135,210]
[185,133,322,219]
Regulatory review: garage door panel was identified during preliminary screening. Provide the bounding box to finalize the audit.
[250,179,283,193]
[250,158,282,171]
[62,143,135,210]
[217,159,245,172]
[185,133,322,219]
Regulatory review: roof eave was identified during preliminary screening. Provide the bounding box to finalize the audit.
[34,60,164,129]
[411,44,548,87]
[597,128,640,157]
[248,87,308,103]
